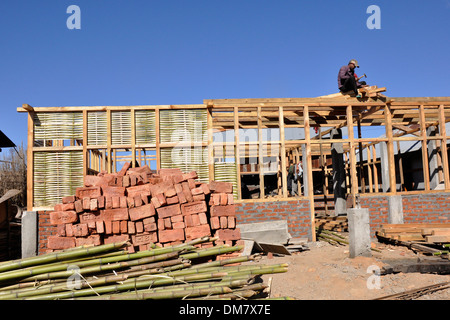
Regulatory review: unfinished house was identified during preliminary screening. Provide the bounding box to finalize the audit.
[17,92,450,253]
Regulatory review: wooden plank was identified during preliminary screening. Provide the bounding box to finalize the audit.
[207,106,214,182]
[425,235,450,243]
[26,108,34,210]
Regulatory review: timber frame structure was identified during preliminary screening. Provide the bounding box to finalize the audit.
[18,95,450,240]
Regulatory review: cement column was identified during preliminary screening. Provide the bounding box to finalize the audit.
[427,126,439,190]
[387,195,404,224]
[331,129,346,215]
[21,211,38,258]
[379,142,391,192]
[347,207,371,258]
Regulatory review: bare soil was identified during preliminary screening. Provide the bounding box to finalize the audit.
[255,237,450,300]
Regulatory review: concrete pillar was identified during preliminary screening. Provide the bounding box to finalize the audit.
[379,142,391,192]
[331,129,346,215]
[427,126,439,190]
[347,207,371,258]
[21,211,38,258]
[301,144,310,196]
[387,195,404,224]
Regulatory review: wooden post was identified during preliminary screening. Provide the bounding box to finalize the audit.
[106,109,112,173]
[438,104,450,189]
[346,105,358,207]
[207,106,214,182]
[155,108,161,170]
[357,118,365,193]
[372,144,379,193]
[304,105,316,241]
[82,110,88,177]
[257,106,265,198]
[234,106,242,199]
[279,106,288,198]
[419,105,430,191]
[384,104,397,193]
[26,109,34,210]
[131,109,136,168]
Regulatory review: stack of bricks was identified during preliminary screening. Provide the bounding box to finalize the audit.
[47,163,241,253]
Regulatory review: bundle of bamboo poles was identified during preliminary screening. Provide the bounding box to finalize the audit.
[0,237,291,300]
[316,228,381,253]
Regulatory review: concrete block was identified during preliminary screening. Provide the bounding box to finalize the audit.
[21,211,38,258]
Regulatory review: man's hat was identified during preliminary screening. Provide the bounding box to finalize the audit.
[349,59,359,68]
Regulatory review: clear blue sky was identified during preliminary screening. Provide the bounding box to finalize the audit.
[0,0,449,148]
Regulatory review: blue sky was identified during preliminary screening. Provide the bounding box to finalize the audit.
[0,0,449,148]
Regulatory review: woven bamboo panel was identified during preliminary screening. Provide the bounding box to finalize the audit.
[87,112,107,145]
[34,112,83,140]
[135,110,156,145]
[111,111,131,145]
[214,162,238,199]
[160,109,207,143]
[160,147,209,183]
[33,151,84,207]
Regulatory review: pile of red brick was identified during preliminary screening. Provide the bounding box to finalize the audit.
[47,163,240,253]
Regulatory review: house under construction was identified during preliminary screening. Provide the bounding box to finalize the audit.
[17,89,450,250]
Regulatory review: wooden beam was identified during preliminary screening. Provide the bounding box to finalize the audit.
[82,110,88,177]
[438,104,450,189]
[346,105,358,207]
[234,106,242,200]
[384,104,397,193]
[304,105,316,241]
[131,109,136,168]
[26,111,34,210]
[155,109,161,170]
[106,109,112,173]
[419,104,430,191]
[279,106,288,198]
[207,106,214,182]
[258,106,265,199]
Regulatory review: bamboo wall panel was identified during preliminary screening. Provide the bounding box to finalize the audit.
[111,111,132,145]
[135,110,156,145]
[214,162,238,200]
[160,109,207,143]
[87,112,107,145]
[33,112,83,140]
[160,147,209,183]
[33,151,83,207]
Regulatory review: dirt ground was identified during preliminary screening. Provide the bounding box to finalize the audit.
[254,237,450,300]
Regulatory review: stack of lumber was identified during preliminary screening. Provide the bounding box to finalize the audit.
[317,85,387,99]
[48,163,241,255]
[0,238,292,300]
[315,216,348,232]
[376,223,450,244]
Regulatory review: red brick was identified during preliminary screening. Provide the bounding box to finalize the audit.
[183,171,198,180]
[164,218,172,229]
[156,204,182,219]
[82,197,91,210]
[96,220,105,234]
[185,224,211,240]
[227,194,234,205]
[210,194,221,206]
[90,198,98,211]
[209,181,233,194]
[48,236,76,250]
[50,211,78,225]
[74,200,84,213]
[104,220,112,234]
[181,182,194,202]
[133,194,143,207]
[127,196,135,208]
[193,194,205,202]
[174,183,187,204]
[143,216,156,225]
[97,196,105,209]
[155,193,167,206]
[76,235,101,247]
[119,196,128,208]
[65,224,74,237]
[102,208,129,221]
[104,234,129,244]
[132,232,157,246]
[126,184,151,198]
[79,211,102,224]
[166,195,179,205]
[129,203,156,221]
[101,186,126,197]
[164,185,177,198]
[215,228,241,241]
[210,205,236,217]
[84,175,108,187]
[181,201,207,216]
[171,214,184,223]
[105,196,113,209]
[122,175,131,188]
[135,221,144,233]
[117,161,132,176]
[62,196,76,204]
[172,221,185,229]
[157,219,166,230]
[228,216,236,229]
[200,183,210,195]
[112,221,121,234]
[112,196,120,208]
[220,216,228,228]
[76,187,101,199]
[144,222,157,232]
[54,203,75,212]
[158,228,185,243]
[220,193,228,205]
[56,224,66,236]
[187,178,196,190]
[128,221,136,234]
[184,215,194,227]
[72,223,89,237]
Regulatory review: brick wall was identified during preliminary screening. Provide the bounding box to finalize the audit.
[402,193,450,224]
[235,199,313,240]
[37,211,57,255]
